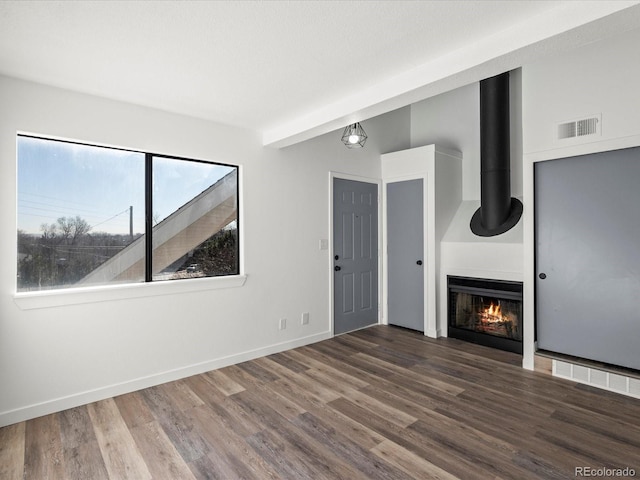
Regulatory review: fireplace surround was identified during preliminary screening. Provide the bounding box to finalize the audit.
[447,276,523,354]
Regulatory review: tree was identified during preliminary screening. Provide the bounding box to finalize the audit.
[18,216,94,290]
[179,228,238,276]
[57,216,91,244]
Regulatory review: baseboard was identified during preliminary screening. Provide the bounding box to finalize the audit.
[425,328,439,339]
[0,330,331,428]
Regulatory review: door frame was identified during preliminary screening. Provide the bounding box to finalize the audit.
[382,173,431,335]
[329,172,382,336]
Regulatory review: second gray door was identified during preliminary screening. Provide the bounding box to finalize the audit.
[387,179,424,331]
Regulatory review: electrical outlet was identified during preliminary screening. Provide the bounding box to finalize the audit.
[279,318,287,330]
[301,312,310,325]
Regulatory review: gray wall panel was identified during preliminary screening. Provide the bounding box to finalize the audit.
[535,146,640,370]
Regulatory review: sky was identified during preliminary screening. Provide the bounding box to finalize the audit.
[17,136,234,235]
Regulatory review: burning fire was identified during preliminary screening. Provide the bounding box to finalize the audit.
[481,302,509,324]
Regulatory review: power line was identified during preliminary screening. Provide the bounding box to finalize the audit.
[19,192,113,212]
[18,198,110,216]
[90,208,131,229]
[18,206,134,231]
[18,206,123,221]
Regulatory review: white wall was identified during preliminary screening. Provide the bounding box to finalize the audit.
[0,75,410,426]
[410,82,480,200]
[522,26,640,370]
[410,70,523,201]
[523,28,640,158]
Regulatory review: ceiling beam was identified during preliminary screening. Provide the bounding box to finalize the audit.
[263,1,640,149]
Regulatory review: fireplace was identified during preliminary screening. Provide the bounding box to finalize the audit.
[447,276,523,354]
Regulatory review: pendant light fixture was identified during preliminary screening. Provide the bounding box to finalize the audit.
[341,122,367,148]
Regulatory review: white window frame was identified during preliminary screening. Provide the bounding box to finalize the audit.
[14,135,246,310]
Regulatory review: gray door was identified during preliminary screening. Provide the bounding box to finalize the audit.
[333,178,378,335]
[387,179,424,331]
[535,147,640,370]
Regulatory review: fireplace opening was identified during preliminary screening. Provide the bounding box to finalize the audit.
[448,276,523,354]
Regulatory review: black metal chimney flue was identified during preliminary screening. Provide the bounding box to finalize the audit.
[470,72,522,237]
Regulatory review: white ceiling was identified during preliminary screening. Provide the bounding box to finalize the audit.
[1,1,639,148]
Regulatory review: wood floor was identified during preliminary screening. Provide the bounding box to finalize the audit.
[2,326,639,480]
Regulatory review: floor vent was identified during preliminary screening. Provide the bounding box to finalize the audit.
[553,360,640,399]
[557,115,600,140]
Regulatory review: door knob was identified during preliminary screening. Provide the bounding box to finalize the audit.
[335,266,341,271]
[539,272,547,279]
[416,260,423,265]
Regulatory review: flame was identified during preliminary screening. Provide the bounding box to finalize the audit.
[481,302,508,324]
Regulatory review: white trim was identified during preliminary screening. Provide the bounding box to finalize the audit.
[0,329,330,427]
[14,274,247,310]
[329,172,383,336]
[525,133,640,163]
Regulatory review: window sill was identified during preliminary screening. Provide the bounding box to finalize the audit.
[13,274,247,310]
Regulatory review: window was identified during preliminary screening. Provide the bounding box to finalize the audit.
[17,135,239,292]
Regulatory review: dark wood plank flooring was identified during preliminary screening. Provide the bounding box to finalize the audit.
[1,325,639,479]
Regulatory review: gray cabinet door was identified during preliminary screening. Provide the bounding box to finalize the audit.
[333,178,378,335]
[535,147,640,370]
[387,179,424,331]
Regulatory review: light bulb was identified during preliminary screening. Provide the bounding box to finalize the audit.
[348,134,360,144]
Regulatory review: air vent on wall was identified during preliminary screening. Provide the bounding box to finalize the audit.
[557,114,601,140]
